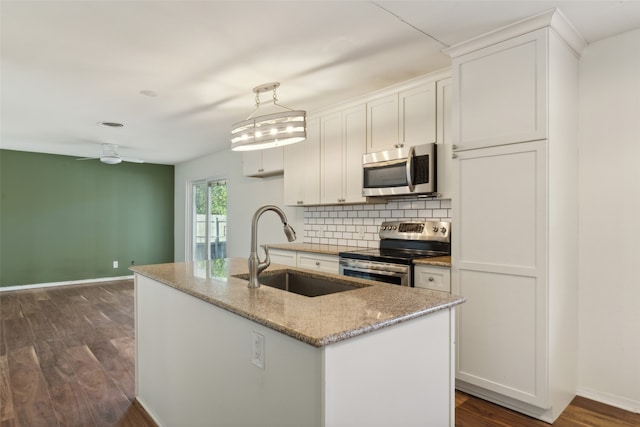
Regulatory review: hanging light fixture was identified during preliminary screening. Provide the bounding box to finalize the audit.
[231,82,306,151]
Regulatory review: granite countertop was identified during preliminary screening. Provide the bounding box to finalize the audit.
[413,256,452,267]
[267,242,452,267]
[265,242,361,255]
[131,258,464,348]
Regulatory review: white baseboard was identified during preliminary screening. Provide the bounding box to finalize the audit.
[135,396,164,427]
[0,275,134,292]
[577,387,640,414]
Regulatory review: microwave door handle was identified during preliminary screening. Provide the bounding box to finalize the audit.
[406,146,415,192]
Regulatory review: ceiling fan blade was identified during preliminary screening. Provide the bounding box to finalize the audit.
[121,157,145,164]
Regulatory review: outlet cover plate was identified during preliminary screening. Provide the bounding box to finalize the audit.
[251,332,264,369]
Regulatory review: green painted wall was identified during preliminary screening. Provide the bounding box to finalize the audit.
[0,149,174,287]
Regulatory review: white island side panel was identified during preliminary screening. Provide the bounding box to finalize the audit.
[135,274,323,427]
[323,308,455,427]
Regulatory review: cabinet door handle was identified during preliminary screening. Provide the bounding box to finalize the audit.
[297,201,303,205]
[258,168,264,173]
[428,277,435,282]
[452,144,458,150]
[452,154,458,159]
[315,261,320,266]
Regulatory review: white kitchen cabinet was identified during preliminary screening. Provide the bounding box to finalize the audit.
[453,141,548,408]
[284,117,320,206]
[268,248,297,267]
[436,77,453,199]
[399,82,437,147]
[448,10,584,423]
[414,265,451,293]
[320,111,343,204]
[243,146,284,177]
[449,29,547,151]
[366,81,437,153]
[342,105,367,203]
[266,247,339,274]
[320,104,366,205]
[297,252,339,274]
[436,78,452,146]
[366,94,398,152]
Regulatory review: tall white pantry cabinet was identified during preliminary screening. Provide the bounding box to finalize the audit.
[446,10,586,423]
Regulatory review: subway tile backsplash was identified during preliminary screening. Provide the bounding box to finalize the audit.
[303,199,452,248]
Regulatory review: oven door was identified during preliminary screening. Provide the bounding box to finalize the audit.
[339,258,410,287]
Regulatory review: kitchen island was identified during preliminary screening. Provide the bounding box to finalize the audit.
[131,258,465,427]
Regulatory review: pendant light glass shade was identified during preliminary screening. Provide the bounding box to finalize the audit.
[231,83,306,151]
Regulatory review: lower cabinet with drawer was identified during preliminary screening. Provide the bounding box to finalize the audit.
[296,252,339,274]
[414,265,451,293]
[267,248,339,275]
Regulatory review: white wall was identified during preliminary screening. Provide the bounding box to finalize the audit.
[578,28,640,412]
[174,149,303,262]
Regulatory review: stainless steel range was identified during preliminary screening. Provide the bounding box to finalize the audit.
[338,220,450,287]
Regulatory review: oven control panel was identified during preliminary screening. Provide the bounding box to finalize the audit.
[379,221,450,242]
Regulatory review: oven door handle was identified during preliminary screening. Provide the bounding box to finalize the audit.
[339,259,408,275]
[348,268,406,279]
[405,146,415,192]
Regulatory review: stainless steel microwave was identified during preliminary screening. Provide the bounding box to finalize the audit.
[362,143,436,197]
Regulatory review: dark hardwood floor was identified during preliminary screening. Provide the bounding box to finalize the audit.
[1,280,154,426]
[2,279,639,426]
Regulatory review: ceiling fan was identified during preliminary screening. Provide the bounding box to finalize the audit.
[76,143,144,165]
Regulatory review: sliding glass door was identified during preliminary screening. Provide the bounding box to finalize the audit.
[191,178,227,261]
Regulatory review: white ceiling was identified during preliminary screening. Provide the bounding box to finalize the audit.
[2,1,640,165]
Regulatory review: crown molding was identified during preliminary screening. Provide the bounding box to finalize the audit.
[443,8,587,58]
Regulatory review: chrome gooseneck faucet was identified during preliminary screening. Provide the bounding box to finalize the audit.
[248,205,296,288]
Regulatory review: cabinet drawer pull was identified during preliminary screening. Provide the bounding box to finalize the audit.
[452,154,458,159]
[315,261,320,266]
[428,276,435,282]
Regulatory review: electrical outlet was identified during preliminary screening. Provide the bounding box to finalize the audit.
[251,332,265,369]
[113,260,119,269]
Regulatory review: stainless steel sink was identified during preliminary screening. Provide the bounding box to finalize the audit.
[233,270,369,297]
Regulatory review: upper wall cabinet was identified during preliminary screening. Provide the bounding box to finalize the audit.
[242,147,284,177]
[284,118,320,206]
[449,29,548,151]
[366,81,437,153]
[320,104,367,205]
[282,69,451,205]
[436,78,453,199]
[436,78,452,145]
